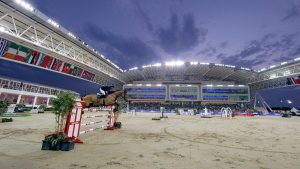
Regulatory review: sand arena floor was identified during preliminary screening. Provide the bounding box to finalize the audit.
[0,112,300,169]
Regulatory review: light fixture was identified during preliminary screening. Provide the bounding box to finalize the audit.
[47,18,60,28]
[165,61,184,66]
[15,0,34,12]
[68,32,76,39]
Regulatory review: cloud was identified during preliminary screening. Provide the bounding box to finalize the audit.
[219,40,262,67]
[155,13,207,54]
[197,46,217,56]
[282,1,300,21]
[131,0,153,32]
[219,32,300,68]
[219,41,228,48]
[83,23,160,68]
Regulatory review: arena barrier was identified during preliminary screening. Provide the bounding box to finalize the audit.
[64,99,115,143]
[178,109,194,115]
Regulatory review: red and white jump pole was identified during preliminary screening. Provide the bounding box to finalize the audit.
[64,99,115,143]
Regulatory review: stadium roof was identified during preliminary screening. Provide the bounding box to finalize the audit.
[5,0,123,72]
[123,57,300,85]
[122,61,256,84]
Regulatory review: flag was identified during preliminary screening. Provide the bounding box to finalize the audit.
[81,70,88,79]
[90,74,95,81]
[59,62,64,72]
[76,67,83,77]
[72,66,78,76]
[39,55,53,68]
[51,59,63,71]
[87,72,92,80]
[68,64,75,74]
[0,38,8,56]
[292,76,300,84]
[36,53,45,66]
[62,63,71,73]
[15,45,30,62]
[4,42,18,59]
[28,50,41,65]
[24,49,33,63]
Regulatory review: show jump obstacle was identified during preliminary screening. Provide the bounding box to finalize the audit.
[221,107,233,119]
[64,99,115,143]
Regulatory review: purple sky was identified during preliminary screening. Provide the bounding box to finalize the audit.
[28,0,300,70]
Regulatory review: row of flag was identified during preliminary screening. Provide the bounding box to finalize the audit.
[287,76,300,85]
[0,38,95,81]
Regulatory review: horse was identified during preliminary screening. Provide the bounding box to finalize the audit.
[82,90,128,109]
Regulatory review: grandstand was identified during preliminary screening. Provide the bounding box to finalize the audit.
[0,77,78,107]
[0,0,299,111]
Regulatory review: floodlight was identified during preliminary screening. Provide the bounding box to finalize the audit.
[152,63,161,67]
[68,32,76,39]
[260,68,266,71]
[281,61,287,65]
[15,0,34,12]
[241,67,250,71]
[47,19,60,28]
[200,62,209,65]
[294,57,300,61]
[225,65,235,68]
[165,61,184,66]
[129,67,138,70]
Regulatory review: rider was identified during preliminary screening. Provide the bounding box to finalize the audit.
[97,85,114,99]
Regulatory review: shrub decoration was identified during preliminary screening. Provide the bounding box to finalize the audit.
[41,92,76,151]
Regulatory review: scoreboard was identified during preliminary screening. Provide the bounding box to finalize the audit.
[169,85,199,101]
[123,85,167,100]
[201,85,249,102]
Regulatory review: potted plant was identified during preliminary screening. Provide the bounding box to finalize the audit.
[114,98,127,128]
[41,92,75,151]
[42,132,67,150]
[60,136,76,151]
[0,100,13,123]
[0,99,9,115]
